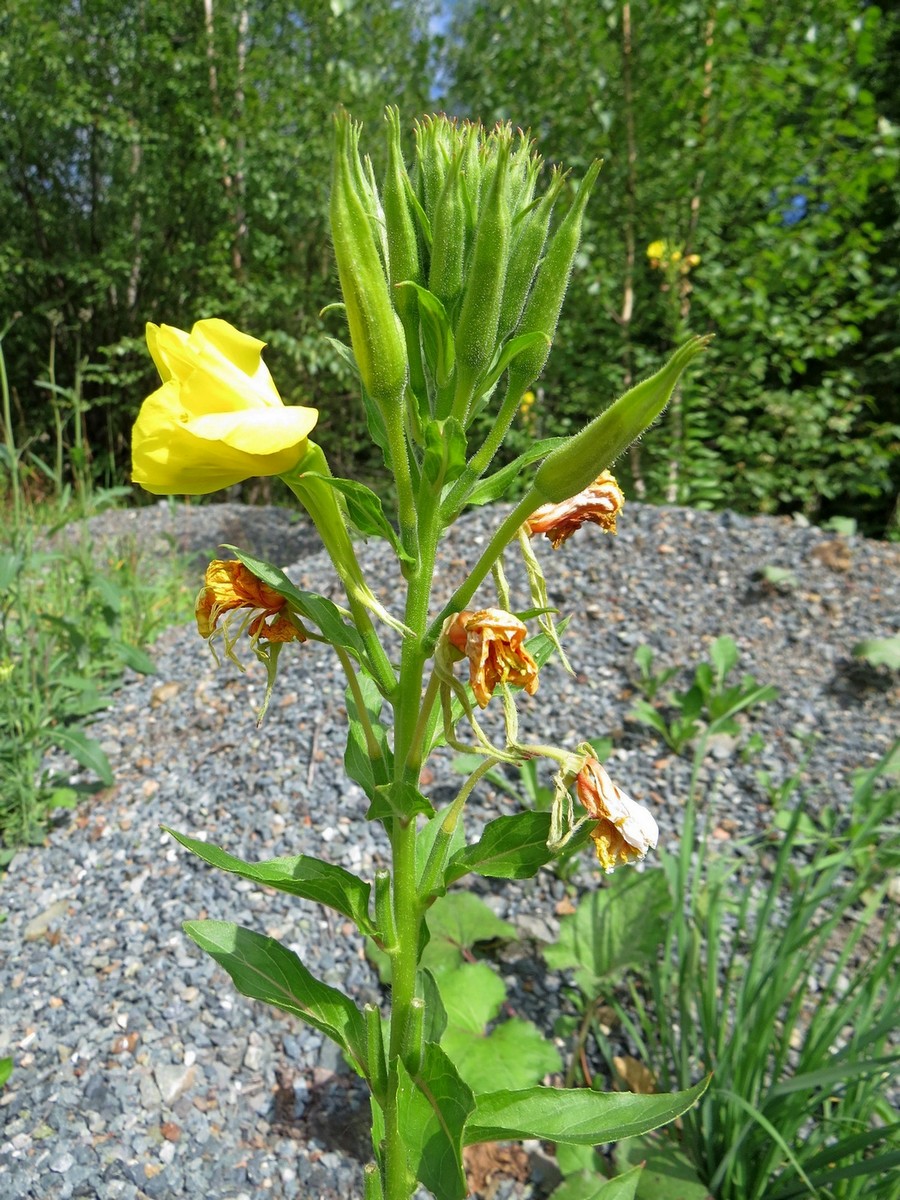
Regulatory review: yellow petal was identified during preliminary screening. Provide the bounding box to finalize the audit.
[184,406,318,455]
[189,318,268,378]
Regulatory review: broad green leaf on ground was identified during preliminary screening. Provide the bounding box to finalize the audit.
[447,811,554,882]
[464,1076,710,1146]
[396,1042,474,1200]
[614,1132,711,1199]
[164,828,376,937]
[445,1015,561,1094]
[436,962,560,1093]
[544,870,672,992]
[420,892,517,974]
[183,920,368,1077]
[551,1164,644,1200]
[853,635,900,669]
[50,727,114,787]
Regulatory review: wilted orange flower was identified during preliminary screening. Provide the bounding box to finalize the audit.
[196,560,305,647]
[526,471,625,549]
[576,757,658,872]
[445,608,539,708]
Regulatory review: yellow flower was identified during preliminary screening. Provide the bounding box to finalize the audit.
[196,559,306,656]
[576,757,658,872]
[445,608,539,708]
[526,470,625,549]
[646,239,667,261]
[132,319,318,495]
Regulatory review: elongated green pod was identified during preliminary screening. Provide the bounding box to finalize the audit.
[533,336,712,503]
[428,149,467,315]
[330,112,407,408]
[499,166,566,340]
[452,131,512,418]
[383,108,426,404]
[506,160,602,394]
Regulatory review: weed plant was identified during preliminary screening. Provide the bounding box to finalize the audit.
[593,746,900,1198]
[0,510,194,860]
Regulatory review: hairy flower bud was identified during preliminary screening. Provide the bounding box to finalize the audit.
[533,335,712,504]
[330,112,408,408]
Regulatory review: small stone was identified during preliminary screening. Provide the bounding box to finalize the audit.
[49,1151,76,1173]
[154,1063,196,1106]
[24,899,70,942]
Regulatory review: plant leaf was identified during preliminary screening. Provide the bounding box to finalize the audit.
[184,920,368,1077]
[299,472,415,566]
[50,727,114,787]
[164,828,377,937]
[544,871,672,991]
[225,546,369,662]
[396,1042,474,1200]
[465,1077,710,1146]
[466,437,567,508]
[446,811,554,883]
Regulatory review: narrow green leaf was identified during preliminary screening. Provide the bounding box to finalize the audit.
[112,641,157,675]
[184,920,368,1076]
[344,671,393,805]
[466,436,567,507]
[423,416,468,487]
[164,828,376,937]
[447,811,554,883]
[473,330,551,402]
[0,1056,12,1088]
[50,727,114,787]
[396,1042,474,1200]
[465,1077,710,1146]
[396,281,456,387]
[299,472,414,566]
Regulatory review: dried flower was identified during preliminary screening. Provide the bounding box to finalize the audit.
[526,470,625,549]
[445,608,539,708]
[576,757,658,872]
[196,560,305,655]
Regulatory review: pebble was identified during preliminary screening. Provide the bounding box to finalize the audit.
[3,499,897,1198]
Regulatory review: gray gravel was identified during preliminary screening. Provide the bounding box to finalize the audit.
[2,498,898,1200]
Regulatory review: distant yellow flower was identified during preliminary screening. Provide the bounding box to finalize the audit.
[132,319,318,495]
[196,559,306,656]
[526,470,625,549]
[646,239,667,261]
[576,757,658,872]
[445,608,539,708]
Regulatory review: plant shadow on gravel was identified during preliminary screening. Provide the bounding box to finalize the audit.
[270,1065,373,1162]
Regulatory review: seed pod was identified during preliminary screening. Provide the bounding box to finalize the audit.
[428,148,468,316]
[533,336,712,503]
[506,160,602,395]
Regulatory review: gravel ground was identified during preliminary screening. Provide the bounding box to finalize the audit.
[2,498,898,1200]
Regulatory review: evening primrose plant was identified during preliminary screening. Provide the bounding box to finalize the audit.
[131,110,710,1200]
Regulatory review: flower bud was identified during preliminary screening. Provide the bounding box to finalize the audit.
[453,130,512,417]
[533,335,712,504]
[506,160,602,396]
[498,166,565,341]
[330,112,407,407]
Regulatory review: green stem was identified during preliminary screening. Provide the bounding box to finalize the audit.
[440,378,529,523]
[424,488,539,653]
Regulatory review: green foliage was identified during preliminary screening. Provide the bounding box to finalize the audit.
[629,636,778,755]
[442,0,900,534]
[852,634,900,670]
[0,507,193,858]
[575,749,900,1200]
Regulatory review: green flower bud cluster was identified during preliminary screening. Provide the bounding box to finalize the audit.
[329,108,600,439]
